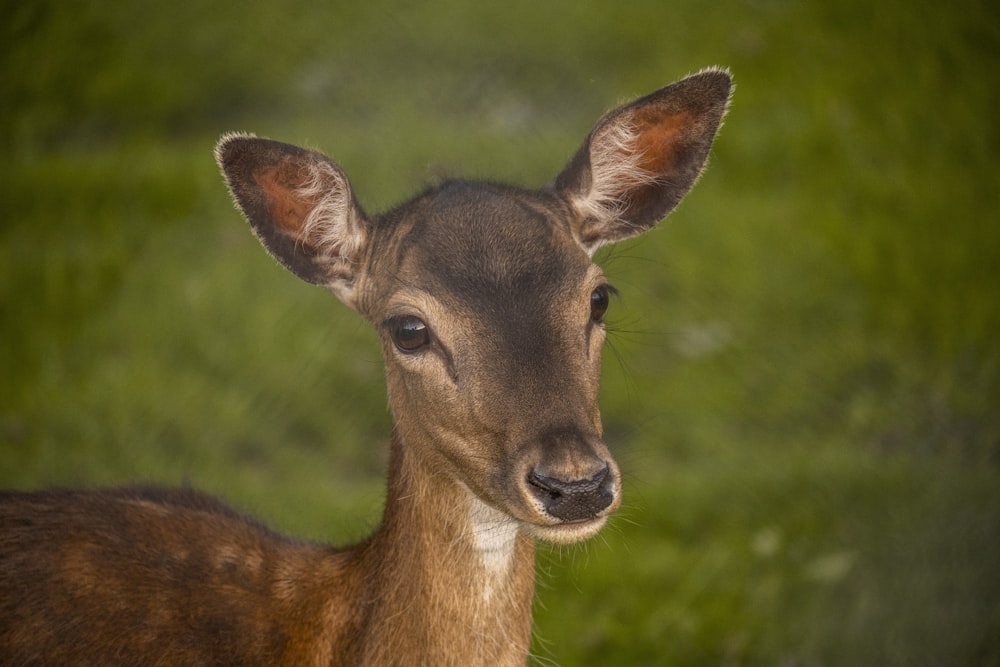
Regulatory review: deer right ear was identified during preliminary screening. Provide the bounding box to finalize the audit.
[215,133,369,308]
[554,69,733,254]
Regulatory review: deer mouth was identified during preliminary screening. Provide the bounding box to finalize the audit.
[523,515,611,545]
[512,461,620,545]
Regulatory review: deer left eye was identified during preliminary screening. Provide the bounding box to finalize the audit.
[388,316,431,352]
[590,285,614,322]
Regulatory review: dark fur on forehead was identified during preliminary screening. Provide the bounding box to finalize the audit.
[381,180,587,308]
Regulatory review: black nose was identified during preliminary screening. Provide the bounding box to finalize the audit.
[527,464,614,522]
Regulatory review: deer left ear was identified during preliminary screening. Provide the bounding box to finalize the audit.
[553,69,733,254]
[215,133,370,309]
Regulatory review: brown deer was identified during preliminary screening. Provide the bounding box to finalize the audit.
[0,69,731,666]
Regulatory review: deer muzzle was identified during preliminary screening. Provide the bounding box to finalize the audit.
[527,464,615,522]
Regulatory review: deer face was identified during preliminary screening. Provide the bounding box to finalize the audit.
[354,183,619,543]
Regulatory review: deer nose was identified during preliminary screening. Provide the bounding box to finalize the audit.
[527,464,614,522]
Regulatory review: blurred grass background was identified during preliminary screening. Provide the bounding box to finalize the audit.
[1,0,998,664]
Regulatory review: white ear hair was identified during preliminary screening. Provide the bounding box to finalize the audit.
[572,113,659,227]
[297,159,365,263]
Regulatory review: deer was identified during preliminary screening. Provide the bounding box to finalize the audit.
[0,69,731,666]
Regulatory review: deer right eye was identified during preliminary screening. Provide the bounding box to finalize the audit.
[388,316,431,353]
[590,284,616,323]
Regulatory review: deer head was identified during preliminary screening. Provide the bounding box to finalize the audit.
[216,68,731,546]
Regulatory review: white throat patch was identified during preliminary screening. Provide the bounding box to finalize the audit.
[468,496,519,581]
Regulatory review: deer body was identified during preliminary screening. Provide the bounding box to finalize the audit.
[0,70,731,665]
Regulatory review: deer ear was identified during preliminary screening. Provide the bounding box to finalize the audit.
[554,68,733,254]
[215,134,369,308]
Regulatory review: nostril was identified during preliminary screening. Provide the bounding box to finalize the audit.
[527,465,613,522]
[527,473,563,501]
[527,466,606,496]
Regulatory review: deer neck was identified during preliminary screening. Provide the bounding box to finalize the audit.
[355,431,537,665]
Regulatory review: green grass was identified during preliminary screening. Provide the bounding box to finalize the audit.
[2,0,998,664]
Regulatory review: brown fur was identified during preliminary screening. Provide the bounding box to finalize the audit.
[0,69,731,665]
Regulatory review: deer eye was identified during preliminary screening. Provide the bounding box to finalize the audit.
[590,285,615,323]
[388,316,430,352]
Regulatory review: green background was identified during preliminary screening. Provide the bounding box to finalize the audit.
[2,1,998,664]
